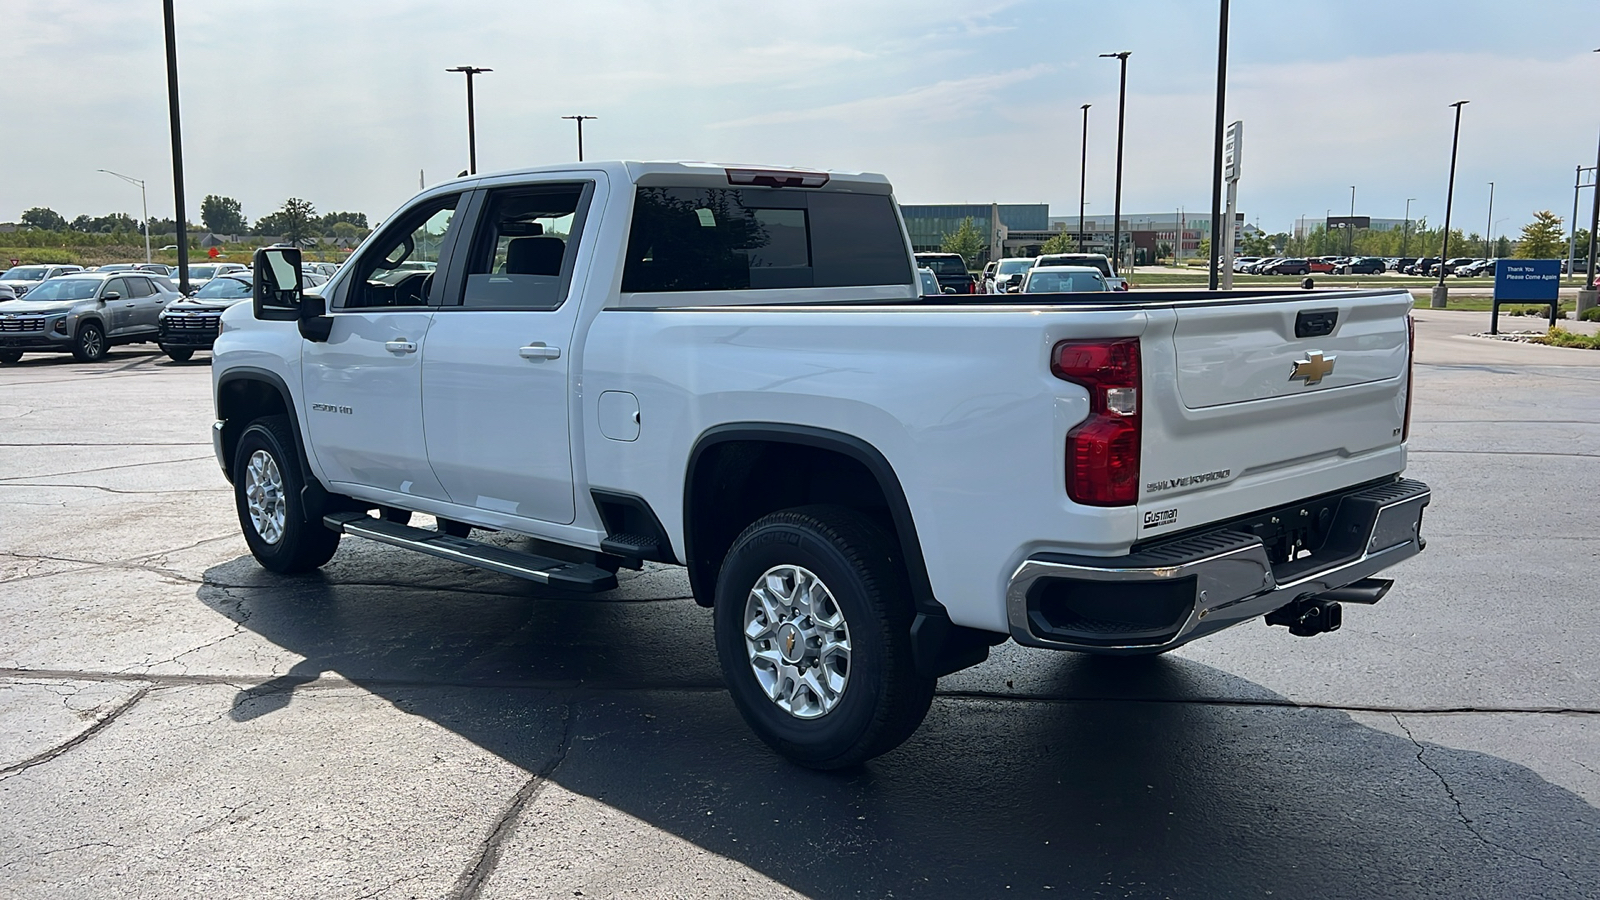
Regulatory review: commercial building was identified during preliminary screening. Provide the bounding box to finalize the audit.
[899,203,1050,266]
[901,204,1256,268]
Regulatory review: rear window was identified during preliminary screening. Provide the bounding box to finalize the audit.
[918,256,968,276]
[622,187,911,293]
[1035,255,1112,278]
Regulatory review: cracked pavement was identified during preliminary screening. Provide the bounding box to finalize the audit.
[1,315,1597,898]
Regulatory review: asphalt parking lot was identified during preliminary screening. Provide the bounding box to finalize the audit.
[1,308,1597,899]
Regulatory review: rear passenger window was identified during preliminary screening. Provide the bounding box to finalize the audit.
[460,183,590,310]
[126,277,153,298]
[621,187,911,293]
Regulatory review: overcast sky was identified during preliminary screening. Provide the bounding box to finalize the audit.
[5,0,1597,238]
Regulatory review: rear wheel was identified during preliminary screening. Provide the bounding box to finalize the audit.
[233,415,341,573]
[163,346,194,362]
[0,350,22,364]
[714,505,934,770]
[72,322,106,362]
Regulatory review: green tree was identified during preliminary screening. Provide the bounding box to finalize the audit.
[1039,231,1077,254]
[1195,236,1211,261]
[1241,232,1273,256]
[320,210,369,233]
[20,207,68,231]
[258,198,317,244]
[940,217,986,268]
[201,195,247,234]
[1515,210,1565,259]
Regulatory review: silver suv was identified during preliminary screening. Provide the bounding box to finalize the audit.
[0,264,84,298]
[0,271,180,364]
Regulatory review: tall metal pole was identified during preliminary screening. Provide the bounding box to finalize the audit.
[1568,166,1583,282]
[97,170,150,263]
[1206,0,1230,289]
[162,0,189,293]
[1587,125,1600,292]
[1348,185,1356,256]
[562,115,597,162]
[1483,182,1494,259]
[1403,198,1415,258]
[1435,100,1469,306]
[447,67,492,174]
[1079,104,1090,252]
[1100,52,1130,276]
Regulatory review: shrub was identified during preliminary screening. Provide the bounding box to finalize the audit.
[1534,328,1600,350]
[1580,306,1600,322]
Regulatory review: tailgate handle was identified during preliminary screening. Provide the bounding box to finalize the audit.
[1295,309,1338,338]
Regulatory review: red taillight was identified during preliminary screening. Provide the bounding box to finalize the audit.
[1403,314,1415,442]
[1053,338,1141,506]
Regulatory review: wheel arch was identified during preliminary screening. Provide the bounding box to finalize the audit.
[215,367,312,488]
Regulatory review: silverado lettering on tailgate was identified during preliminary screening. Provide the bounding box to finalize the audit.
[1146,469,1231,494]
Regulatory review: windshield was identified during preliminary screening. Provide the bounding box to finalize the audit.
[195,277,251,299]
[920,257,968,276]
[186,265,222,279]
[1,266,50,281]
[997,259,1033,275]
[17,278,101,301]
[1024,270,1107,293]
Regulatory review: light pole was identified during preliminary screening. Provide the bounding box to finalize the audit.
[162,0,190,293]
[1433,100,1469,306]
[1483,182,1494,259]
[1078,103,1090,252]
[1206,0,1231,289]
[1402,198,1416,258]
[97,169,150,263]
[446,66,492,174]
[562,115,597,162]
[1099,51,1130,275]
[1347,185,1356,256]
[1585,49,1600,301]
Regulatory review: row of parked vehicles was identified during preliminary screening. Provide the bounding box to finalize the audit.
[1232,255,1507,277]
[914,252,1130,296]
[0,259,343,364]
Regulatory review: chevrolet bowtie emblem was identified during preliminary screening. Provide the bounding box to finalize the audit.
[1290,351,1336,385]
[785,631,796,656]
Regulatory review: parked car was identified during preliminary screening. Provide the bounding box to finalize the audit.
[211,160,1427,768]
[0,264,84,298]
[1561,257,1590,274]
[1429,257,1478,277]
[1244,257,1280,274]
[1263,258,1311,275]
[181,263,250,293]
[917,266,943,296]
[1453,259,1493,277]
[134,263,171,275]
[93,263,139,273]
[1030,253,1127,290]
[1392,257,1418,273]
[1336,257,1386,275]
[914,252,976,294]
[986,256,1035,293]
[1308,259,1336,274]
[0,283,15,301]
[1017,265,1109,293]
[1407,257,1440,275]
[158,273,252,361]
[0,271,179,364]
[1232,256,1261,273]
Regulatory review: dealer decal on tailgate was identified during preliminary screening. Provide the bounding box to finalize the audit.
[1143,508,1178,529]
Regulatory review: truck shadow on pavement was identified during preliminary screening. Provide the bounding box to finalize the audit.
[198,554,1600,899]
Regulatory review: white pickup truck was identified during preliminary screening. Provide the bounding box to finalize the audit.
[213,161,1429,769]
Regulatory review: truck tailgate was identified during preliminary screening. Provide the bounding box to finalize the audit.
[1136,290,1413,539]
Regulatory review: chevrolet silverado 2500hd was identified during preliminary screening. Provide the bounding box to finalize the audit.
[213,161,1429,768]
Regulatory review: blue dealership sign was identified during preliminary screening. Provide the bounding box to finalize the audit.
[1494,259,1560,301]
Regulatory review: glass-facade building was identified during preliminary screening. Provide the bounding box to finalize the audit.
[900,203,1050,253]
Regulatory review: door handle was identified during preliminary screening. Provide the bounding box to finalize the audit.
[519,343,561,360]
[124,302,136,307]
[385,339,417,353]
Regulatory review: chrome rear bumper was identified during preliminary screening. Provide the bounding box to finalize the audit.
[1006,478,1430,653]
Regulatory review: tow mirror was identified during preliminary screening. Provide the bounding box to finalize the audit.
[253,246,302,321]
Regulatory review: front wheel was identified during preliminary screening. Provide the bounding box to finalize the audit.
[163,346,194,362]
[72,322,106,362]
[714,505,934,770]
[0,350,22,364]
[233,415,341,573]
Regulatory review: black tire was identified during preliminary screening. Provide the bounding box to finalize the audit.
[714,505,934,770]
[233,414,341,573]
[437,518,472,537]
[71,321,106,362]
[0,350,22,364]
[163,346,194,362]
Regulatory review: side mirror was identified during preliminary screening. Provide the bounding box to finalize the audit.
[253,247,303,321]
[102,292,121,302]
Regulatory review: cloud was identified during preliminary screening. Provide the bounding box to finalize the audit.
[711,66,1054,130]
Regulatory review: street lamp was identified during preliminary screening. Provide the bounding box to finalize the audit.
[1347,185,1356,256]
[1402,198,1416,258]
[1434,100,1469,308]
[1585,48,1600,297]
[1099,51,1130,275]
[97,169,150,264]
[1483,182,1495,259]
[446,66,492,174]
[162,0,191,294]
[1078,103,1090,252]
[1206,0,1231,289]
[562,115,597,162]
